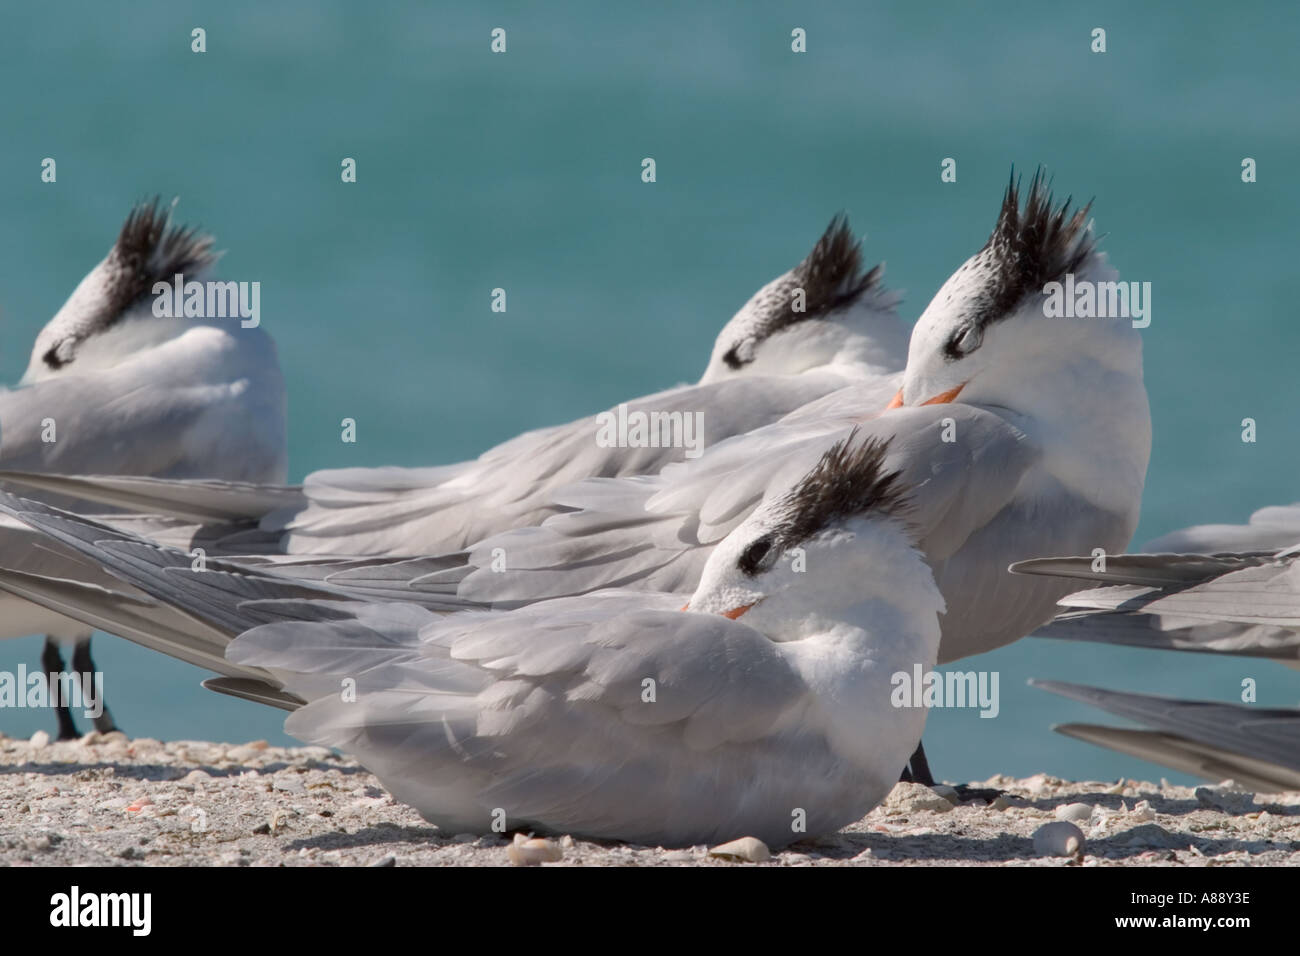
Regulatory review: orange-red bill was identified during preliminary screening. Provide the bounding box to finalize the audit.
[681,602,754,619]
[886,383,964,409]
[920,383,965,406]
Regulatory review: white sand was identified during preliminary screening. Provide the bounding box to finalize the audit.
[2,731,1297,866]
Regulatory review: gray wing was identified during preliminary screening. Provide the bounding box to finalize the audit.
[444,399,1035,610]
[1011,552,1278,589]
[1033,679,1300,791]
[0,514,125,641]
[1016,552,1300,660]
[276,370,863,556]
[1052,725,1300,792]
[1036,611,1300,660]
[0,506,276,643]
[0,511,265,679]
[229,593,876,846]
[0,492,342,683]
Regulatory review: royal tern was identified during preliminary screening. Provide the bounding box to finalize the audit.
[0,433,945,846]
[0,200,287,737]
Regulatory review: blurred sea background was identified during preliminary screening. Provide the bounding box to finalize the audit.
[0,0,1297,786]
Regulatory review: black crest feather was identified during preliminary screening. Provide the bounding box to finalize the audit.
[106,198,218,316]
[792,214,882,318]
[778,430,907,542]
[738,430,907,575]
[976,167,1095,326]
[724,216,883,369]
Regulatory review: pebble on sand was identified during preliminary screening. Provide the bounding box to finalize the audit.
[177,770,211,790]
[883,782,955,814]
[507,835,564,866]
[1033,821,1085,857]
[1120,823,1189,850]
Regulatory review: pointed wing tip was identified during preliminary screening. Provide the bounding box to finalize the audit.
[201,677,303,712]
[1009,557,1072,576]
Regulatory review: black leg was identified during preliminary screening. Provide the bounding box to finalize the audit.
[906,740,936,786]
[41,638,80,740]
[904,739,1003,801]
[71,638,117,734]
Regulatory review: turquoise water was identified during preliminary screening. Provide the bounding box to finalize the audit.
[0,1,1297,785]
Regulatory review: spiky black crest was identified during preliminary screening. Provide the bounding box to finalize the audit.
[738,430,907,576]
[975,167,1095,327]
[106,198,217,313]
[722,215,883,369]
[793,214,882,318]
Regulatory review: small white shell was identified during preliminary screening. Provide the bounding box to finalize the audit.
[176,769,212,792]
[1033,821,1085,857]
[709,836,772,863]
[1054,802,1093,823]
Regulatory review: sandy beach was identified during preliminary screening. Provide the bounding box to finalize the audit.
[2,731,1297,867]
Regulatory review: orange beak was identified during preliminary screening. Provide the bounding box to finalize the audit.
[885,383,965,410]
[681,602,754,619]
[922,384,966,405]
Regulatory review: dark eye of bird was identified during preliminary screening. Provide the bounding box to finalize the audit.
[722,345,745,369]
[737,535,774,576]
[943,324,982,361]
[42,344,69,369]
